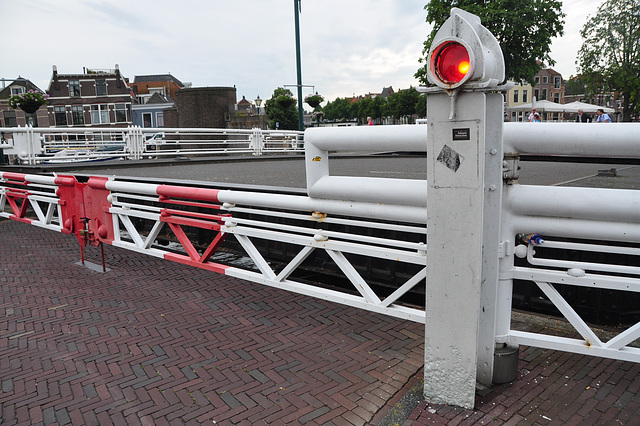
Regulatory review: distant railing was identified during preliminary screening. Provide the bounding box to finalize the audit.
[0,126,304,165]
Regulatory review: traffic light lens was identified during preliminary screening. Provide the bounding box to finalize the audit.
[431,42,471,85]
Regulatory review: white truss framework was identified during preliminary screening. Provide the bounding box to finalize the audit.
[104,188,428,323]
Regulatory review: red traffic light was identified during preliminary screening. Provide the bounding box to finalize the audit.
[430,41,471,86]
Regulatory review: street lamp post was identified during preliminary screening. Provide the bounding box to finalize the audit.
[255,95,262,115]
[294,0,304,131]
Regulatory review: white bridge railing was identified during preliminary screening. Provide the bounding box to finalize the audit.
[1,123,640,373]
[0,126,304,164]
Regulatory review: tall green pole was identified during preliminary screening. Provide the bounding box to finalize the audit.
[294,0,304,131]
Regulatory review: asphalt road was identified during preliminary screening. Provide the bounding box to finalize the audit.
[59,155,640,190]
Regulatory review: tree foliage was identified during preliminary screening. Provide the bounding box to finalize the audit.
[323,97,356,121]
[323,88,427,124]
[577,0,640,121]
[264,87,298,130]
[383,87,423,120]
[415,0,565,85]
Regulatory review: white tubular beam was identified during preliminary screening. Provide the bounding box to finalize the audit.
[305,125,428,205]
[217,190,427,224]
[503,122,640,156]
[103,180,164,197]
[100,178,428,224]
[0,172,58,186]
[306,124,428,152]
[505,185,640,223]
[309,176,427,207]
[508,216,640,243]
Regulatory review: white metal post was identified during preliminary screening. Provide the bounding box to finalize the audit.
[424,90,503,409]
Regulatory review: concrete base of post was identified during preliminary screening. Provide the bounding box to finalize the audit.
[492,343,519,384]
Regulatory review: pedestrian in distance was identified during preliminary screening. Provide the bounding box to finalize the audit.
[527,108,537,122]
[596,109,612,123]
[532,113,541,122]
[367,116,373,126]
[576,109,590,123]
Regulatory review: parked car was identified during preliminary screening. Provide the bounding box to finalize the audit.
[145,132,165,151]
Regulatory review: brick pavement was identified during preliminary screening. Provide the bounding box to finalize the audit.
[0,220,424,425]
[1,219,640,425]
[408,316,640,425]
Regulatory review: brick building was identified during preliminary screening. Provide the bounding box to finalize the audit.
[533,68,565,104]
[169,87,237,128]
[46,65,133,128]
[0,77,50,128]
[130,74,185,105]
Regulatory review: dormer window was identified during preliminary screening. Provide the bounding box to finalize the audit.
[69,80,81,97]
[96,80,107,96]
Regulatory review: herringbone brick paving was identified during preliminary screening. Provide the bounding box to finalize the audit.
[0,220,423,425]
[408,318,640,425]
[2,219,640,425]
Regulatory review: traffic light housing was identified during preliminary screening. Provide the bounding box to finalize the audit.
[427,8,504,90]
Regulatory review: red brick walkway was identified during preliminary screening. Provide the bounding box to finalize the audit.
[2,219,639,425]
[0,220,423,425]
[409,321,640,425]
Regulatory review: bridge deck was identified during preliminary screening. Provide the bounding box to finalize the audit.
[1,219,638,425]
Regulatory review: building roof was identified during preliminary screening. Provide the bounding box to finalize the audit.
[380,86,394,98]
[133,74,184,87]
[0,77,44,100]
[146,92,171,104]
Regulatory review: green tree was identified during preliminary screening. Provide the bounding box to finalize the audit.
[415,93,427,118]
[577,0,640,122]
[383,87,422,122]
[354,97,383,123]
[265,87,298,130]
[415,1,565,85]
[323,97,355,121]
[565,75,588,98]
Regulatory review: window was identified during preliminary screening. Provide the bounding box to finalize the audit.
[54,106,67,126]
[149,87,166,96]
[534,89,539,100]
[554,93,560,103]
[91,104,109,124]
[535,76,540,84]
[115,104,127,123]
[3,110,17,127]
[69,80,81,97]
[542,76,548,84]
[554,77,561,89]
[96,80,107,96]
[523,90,528,103]
[513,90,519,103]
[142,113,152,127]
[11,87,25,96]
[156,112,164,127]
[71,105,84,125]
[542,89,547,100]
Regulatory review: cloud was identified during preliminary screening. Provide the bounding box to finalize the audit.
[1,0,595,104]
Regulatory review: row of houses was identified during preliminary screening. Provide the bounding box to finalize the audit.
[0,65,267,132]
[2,64,624,131]
[505,67,624,122]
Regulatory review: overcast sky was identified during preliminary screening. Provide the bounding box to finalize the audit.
[2,0,603,104]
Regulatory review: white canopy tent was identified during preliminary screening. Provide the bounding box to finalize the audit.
[507,99,571,113]
[563,101,615,114]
